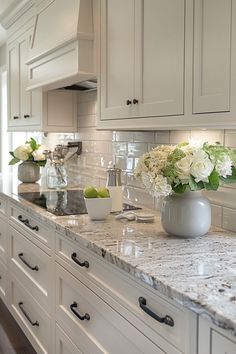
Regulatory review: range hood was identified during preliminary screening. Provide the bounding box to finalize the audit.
[26,0,95,91]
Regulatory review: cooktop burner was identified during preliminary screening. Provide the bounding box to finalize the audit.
[18,190,141,216]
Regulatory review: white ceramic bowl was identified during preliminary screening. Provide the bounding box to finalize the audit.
[84,197,112,220]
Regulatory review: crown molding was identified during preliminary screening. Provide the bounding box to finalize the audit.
[0,0,35,29]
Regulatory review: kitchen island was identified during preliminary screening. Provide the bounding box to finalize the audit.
[0,174,236,353]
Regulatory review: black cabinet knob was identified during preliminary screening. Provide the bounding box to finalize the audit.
[13,116,19,119]
[24,114,30,118]
[126,99,132,105]
[133,98,139,104]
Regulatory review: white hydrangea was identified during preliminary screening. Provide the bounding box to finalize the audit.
[215,155,232,178]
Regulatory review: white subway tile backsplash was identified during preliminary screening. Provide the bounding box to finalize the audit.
[190,130,224,144]
[224,131,236,147]
[169,130,191,144]
[155,131,170,144]
[128,143,148,157]
[133,131,155,143]
[112,142,127,156]
[115,131,134,142]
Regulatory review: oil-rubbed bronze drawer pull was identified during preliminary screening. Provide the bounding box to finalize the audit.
[18,302,39,327]
[24,114,30,118]
[18,215,39,231]
[13,116,19,119]
[70,301,90,321]
[138,297,174,327]
[71,252,89,268]
[18,253,39,271]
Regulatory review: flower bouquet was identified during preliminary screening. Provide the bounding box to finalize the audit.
[135,141,236,197]
[9,137,47,167]
[9,138,47,183]
[135,141,236,237]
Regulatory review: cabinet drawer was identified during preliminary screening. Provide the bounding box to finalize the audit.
[0,259,6,300]
[56,263,163,354]
[0,215,7,263]
[9,226,53,311]
[56,324,83,354]
[10,274,53,354]
[9,203,54,248]
[56,234,187,352]
[0,195,7,215]
[211,330,236,354]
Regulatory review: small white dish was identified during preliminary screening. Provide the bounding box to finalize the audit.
[84,197,112,220]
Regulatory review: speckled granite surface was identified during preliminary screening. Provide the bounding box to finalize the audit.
[1,174,236,335]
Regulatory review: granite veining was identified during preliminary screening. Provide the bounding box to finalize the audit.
[1,174,236,335]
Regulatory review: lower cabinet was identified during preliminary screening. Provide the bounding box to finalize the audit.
[198,317,236,354]
[9,274,53,354]
[0,259,6,300]
[55,263,163,354]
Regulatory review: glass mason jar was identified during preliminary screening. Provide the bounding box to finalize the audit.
[46,161,67,189]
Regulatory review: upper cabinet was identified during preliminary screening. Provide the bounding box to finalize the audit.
[100,0,185,121]
[98,0,236,130]
[193,0,232,114]
[7,25,42,131]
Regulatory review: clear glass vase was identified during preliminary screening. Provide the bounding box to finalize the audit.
[46,162,67,189]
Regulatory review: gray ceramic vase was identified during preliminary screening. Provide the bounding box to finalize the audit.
[18,161,40,183]
[161,191,211,238]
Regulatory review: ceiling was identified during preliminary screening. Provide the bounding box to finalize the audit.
[0,0,21,46]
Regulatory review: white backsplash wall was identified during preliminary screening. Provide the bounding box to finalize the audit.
[41,90,236,232]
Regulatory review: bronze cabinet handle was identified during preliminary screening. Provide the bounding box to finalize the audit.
[138,297,174,327]
[18,302,39,327]
[70,302,90,321]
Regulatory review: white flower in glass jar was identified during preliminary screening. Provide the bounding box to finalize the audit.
[190,150,214,183]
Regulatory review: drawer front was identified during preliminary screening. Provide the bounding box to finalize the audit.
[0,259,6,300]
[56,324,83,354]
[0,215,7,263]
[10,274,53,354]
[56,234,186,352]
[9,203,53,248]
[0,195,7,216]
[212,330,236,354]
[9,226,53,311]
[56,263,163,354]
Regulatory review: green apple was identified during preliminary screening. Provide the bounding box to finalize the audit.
[83,186,98,198]
[97,187,110,198]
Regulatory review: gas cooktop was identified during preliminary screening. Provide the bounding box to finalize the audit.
[18,190,141,216]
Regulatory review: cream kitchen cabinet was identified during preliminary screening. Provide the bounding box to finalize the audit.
[98,0,236,130]
[193,0,232,114]
[198,317,236,354]
[100,0,185,121]
[7,24,78,132]
[7,25,42,131]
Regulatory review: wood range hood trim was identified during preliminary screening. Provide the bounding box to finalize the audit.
[26,0,95,91]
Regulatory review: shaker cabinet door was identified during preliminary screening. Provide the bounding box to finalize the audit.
[100,0,135,120]
[134,0,185,118]
[193,0,232,114]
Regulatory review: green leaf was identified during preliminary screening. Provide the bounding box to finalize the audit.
[204,170,220,190]
[172,182,187,194]
[189,175,204,191]
[9,157,20,165]
[9,151,15,157]
[36,160,47,167]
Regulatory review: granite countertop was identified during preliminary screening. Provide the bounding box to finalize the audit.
[1,174,236,336]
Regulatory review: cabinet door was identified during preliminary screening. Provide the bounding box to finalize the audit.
[100,0,135,120]
[198,317,236,354]
[8,30,42,131]
[193,0,232,114]
[8,41,20,123]
[42,90,77,132]
[134,0,185,117]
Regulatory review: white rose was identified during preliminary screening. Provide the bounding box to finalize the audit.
[32,149,46,161]
[190,150,213,183]
[14,145,31,161]
[216,155,232,177]
[175,156,192,182]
